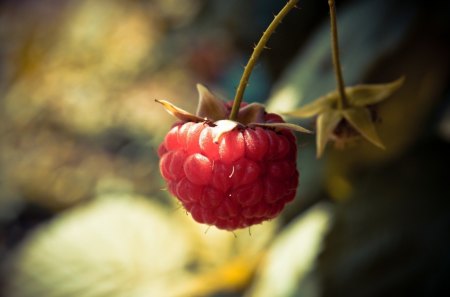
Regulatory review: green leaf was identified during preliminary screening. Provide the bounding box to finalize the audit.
[284,92,336,118]
[252,122,312,134]
[196,84,228,121]
[346,77,405,107]
[7,196,196,297]
[342,107,385,149]
[155,99,204,122]
[316,109,342,158]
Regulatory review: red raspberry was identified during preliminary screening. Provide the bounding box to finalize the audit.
[158,112,299,231]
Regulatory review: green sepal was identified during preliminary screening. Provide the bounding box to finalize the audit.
[316,109,342,158]
[342,107,385,149]
[284,93,334,118]
[346,77,404,107]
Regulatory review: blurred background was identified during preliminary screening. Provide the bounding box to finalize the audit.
[0,0,449,296]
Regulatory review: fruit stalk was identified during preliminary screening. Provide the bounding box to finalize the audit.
[329,0,348,109]
[229,0,299,121]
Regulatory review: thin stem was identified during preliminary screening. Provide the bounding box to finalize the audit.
[229,0,299,121]
[329,0,348,109]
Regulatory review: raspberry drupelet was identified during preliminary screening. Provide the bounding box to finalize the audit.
[156,85,308,230]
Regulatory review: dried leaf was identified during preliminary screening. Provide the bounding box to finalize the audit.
[346,77,405,107]
[236,103,266,124]
[342,107,385,149]
[252,122,312,134]
[155,99,204,122]
[285,92,335,118]
[316,109,342,158]
[196,84,228,121]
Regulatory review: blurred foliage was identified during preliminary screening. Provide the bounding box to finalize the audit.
[1,0,449,296]
[5,194,276,297]
[247,204,332,297]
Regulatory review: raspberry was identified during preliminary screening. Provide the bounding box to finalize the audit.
[159,111,299,231]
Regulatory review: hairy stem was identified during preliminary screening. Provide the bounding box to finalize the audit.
[329,0,348,109]
[229,0,299,121]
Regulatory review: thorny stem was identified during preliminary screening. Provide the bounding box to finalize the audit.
[229,0,299,121]
[329,0,348,109]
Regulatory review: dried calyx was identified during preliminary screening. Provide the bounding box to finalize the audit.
[156,84,311,141]
[286,77,404,157]
[286,0,404,158]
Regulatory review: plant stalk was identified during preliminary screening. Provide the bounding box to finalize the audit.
[329,0,348,109]
[229,0,299,121]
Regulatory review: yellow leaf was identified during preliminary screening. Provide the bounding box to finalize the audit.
[316,109,342,158]
[346,77,405,107]
[342,107,385,149]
